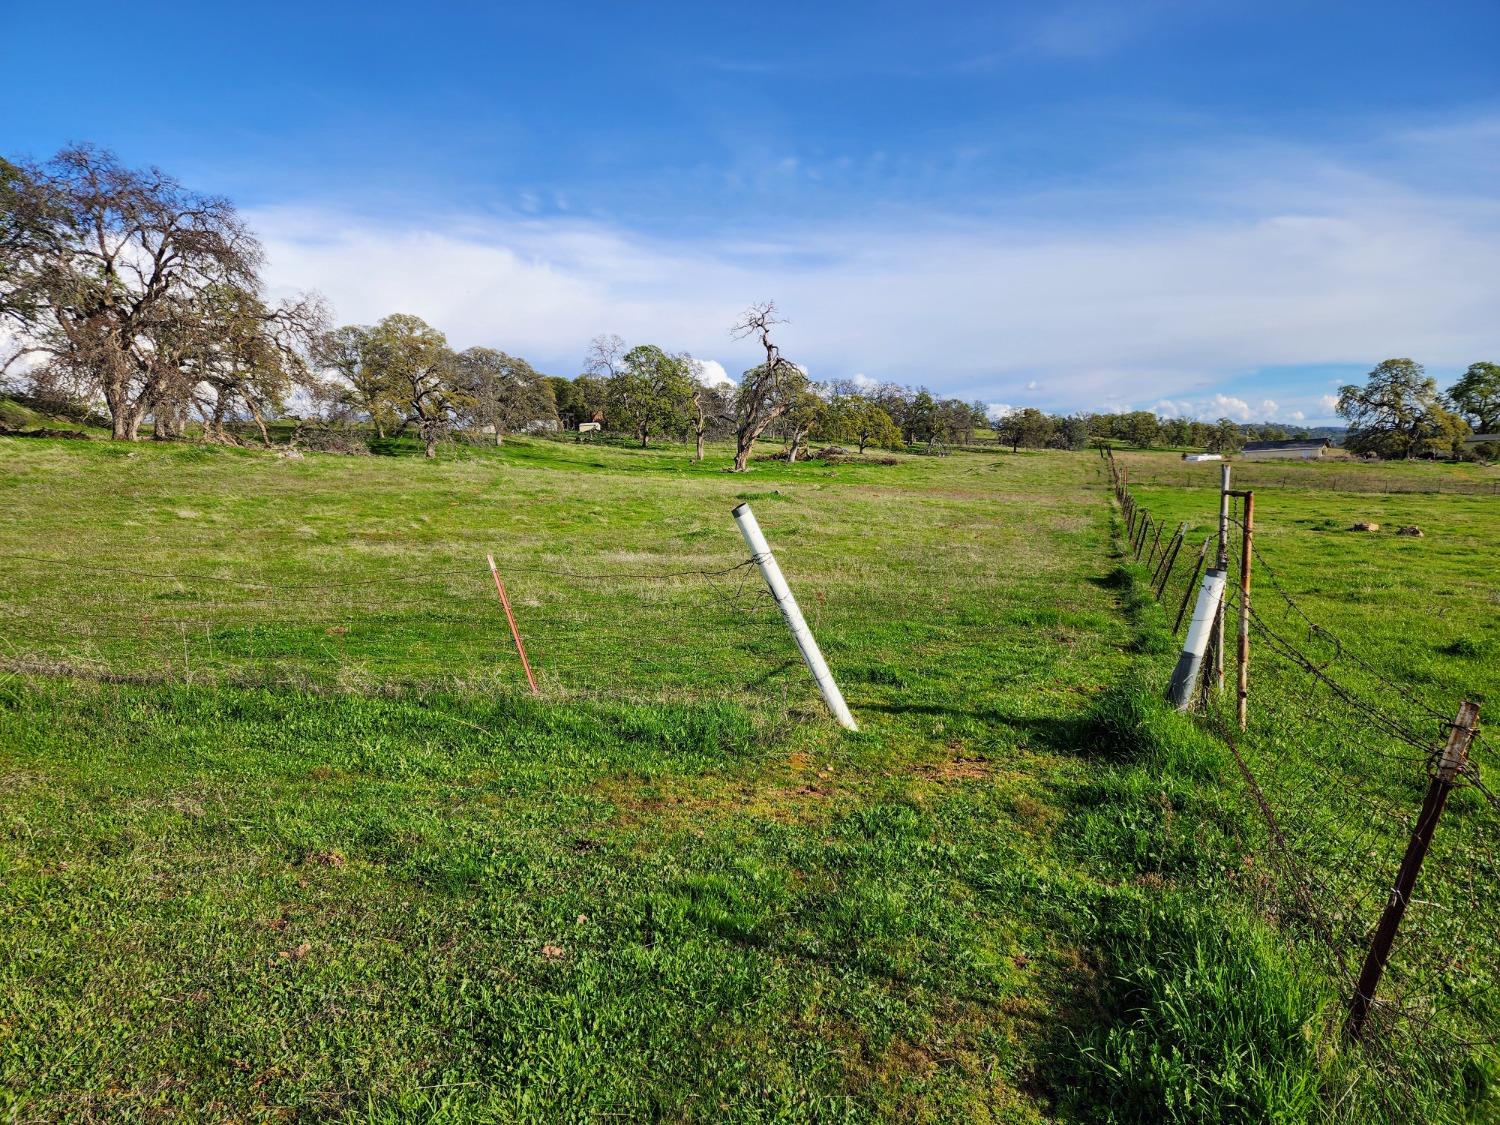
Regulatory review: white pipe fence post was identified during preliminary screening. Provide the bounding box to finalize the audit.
[732,502,858,731]
[1213,462,1231,691]
[1167,567,1228,710]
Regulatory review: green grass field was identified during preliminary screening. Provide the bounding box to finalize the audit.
[1,431,1496,1122]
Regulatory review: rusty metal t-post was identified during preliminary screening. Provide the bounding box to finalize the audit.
[1345,700,1481,1041]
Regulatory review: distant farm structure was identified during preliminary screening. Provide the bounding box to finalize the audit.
[1241,438,1332,461]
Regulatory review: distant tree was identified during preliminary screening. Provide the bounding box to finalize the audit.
[1057,414,1090,451]
[823,395,901,453]
[775,384,825,462]
[969,400,990,438]
[455,348,555,444]
[868,382,912,437]
[683,356,732,461]
[1207,417,1243,454]
[362,314,465,458]
[1427,405,1472,459]
[546,376,582,429]
[1118,410,1160,449]
[318,324,402,438]
[196,285,328,444]
[1449,362,1500,433]
[728,302,809,472]
[933,397,977,445]
[583,333,626,379]
[1084,412,1114,440]
[1159,417,1192,448]
[997,406,1049,452]
[904,389,938,444]
[574,375,608,428]
[1338,358,1468,459]
[605,344,693,447]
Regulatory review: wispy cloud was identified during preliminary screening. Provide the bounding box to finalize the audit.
[253,115,1500,409]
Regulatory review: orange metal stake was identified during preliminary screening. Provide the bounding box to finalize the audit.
[486,553,539,696]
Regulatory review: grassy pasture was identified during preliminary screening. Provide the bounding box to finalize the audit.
[1117,449,1500,1110]
[0,433,1496,1121]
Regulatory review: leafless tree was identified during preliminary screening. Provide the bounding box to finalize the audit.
[728,302,808,472]
[582,333,626,379]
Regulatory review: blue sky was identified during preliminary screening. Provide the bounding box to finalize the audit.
[5,0,1499,422]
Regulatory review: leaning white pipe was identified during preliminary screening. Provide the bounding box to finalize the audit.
[732,503,858,731]
[1166,567,1227,710]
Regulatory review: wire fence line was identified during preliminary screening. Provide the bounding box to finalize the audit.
[0,527,1020,714]
[0,551,802,704]
[1104,455,1500,497]
[1103,446,1498,1107]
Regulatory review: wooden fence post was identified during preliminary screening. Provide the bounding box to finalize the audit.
[1344,701,1481,1041]
[1145,518,1165,570]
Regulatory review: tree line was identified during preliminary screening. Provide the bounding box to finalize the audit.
[7,146,1495,467]
[0,145,1029,467]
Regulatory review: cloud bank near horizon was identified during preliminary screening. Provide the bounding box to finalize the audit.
[252,117,1500,425]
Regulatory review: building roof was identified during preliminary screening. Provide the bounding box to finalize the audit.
[1242,438,1327,452]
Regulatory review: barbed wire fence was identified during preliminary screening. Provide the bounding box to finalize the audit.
[1105,454,1500,497]
[1102,445,1498,1111]
[0,497,1013,727]
[0,550,802,703]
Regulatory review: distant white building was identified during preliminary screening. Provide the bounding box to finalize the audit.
[1241,439,1331,461]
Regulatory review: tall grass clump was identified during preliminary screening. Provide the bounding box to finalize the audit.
[1059,896,1328,1124]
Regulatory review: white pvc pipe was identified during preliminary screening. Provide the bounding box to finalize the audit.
[1166,567,1227,710]
[732,503,858,731]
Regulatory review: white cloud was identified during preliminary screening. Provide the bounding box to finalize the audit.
[1259,399,1278,415]
[987,403,1017,420]
[696,358,734,386]
[1025,379,1039,390]
[250,115,1500,409]
[1287,410,1305,421]
[1319,394,1340,412]
[1210,395,1252,420]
